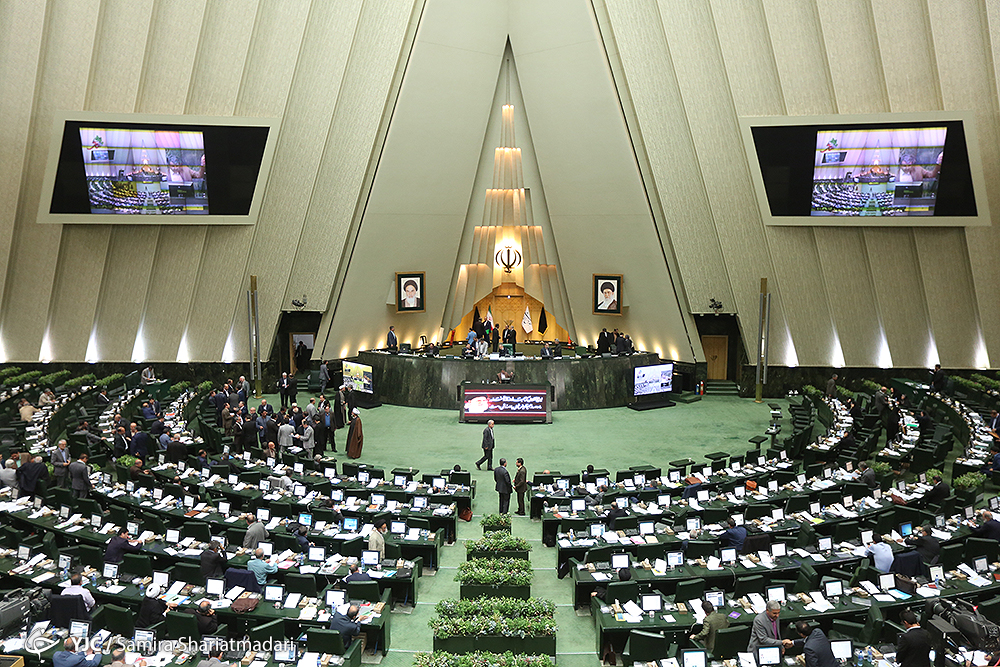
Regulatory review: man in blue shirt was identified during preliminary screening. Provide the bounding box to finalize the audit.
[53,638,101,667]
[248,548,278,585]
[720,518,747,552]
[866,533,894,573]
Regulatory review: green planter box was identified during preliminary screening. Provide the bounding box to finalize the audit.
[482,525,511,535]
[476,635,556,656]
[459,584,530,599]
[433,636,476,654]
[466,549,530,560]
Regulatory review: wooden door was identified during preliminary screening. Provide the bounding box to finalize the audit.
[701,335,728,380]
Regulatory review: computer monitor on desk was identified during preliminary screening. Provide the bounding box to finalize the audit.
[758,646,782,666]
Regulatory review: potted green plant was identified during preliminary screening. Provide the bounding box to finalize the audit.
[954,471,986,504]
[96,373,125,389]
[480,513,512,534]
[456,558,532,599]
[465,532,531,560]
[64,374,97,389]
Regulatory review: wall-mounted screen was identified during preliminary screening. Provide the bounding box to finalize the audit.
[740,111,989,226]
[343,361,373,394]
[39,112,278,225]
[633,363,673,397]
[459,385,550,423]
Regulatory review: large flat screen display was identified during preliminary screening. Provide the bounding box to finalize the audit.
[39,112,278,225]
[343,361,373,394]
[460,386,549,423]
[739,111,989,226]
[634,363,673,397]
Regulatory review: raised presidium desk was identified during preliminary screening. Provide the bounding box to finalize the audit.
[357,350,668,411]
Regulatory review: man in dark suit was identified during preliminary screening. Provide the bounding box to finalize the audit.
[329,605,362,647]
[895,610,932,667]
[104,528,142,563]
[15,455,47,499]
[971,510,1000,541]
[386,326,398,350]
[343,563,371,582]
[200,541,228,580]
[597,328,612,354]
[904,525,940,565]
[165,436,187,464]
[476,420,495,470]
[258,399,274,417]
[69,454,91,499]
[129,425,150,460]
[720,518,747,552]
[825,374,838,398]
[277,373,292,408]
[95,389,110,408]
[929,364,946,393]
[491,325,500,353]
[112,426,129,458]
[792,621,838,667]
[615,334,627,354]
[923,474,949,506]
[503,325,516,354]
[513,457,528,516]
[494,458,512,514]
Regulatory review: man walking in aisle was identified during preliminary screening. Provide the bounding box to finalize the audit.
[476,420,495,470]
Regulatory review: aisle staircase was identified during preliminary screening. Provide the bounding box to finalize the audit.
[704,380,740,396]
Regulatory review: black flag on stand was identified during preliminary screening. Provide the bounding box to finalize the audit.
[538,307,548,334]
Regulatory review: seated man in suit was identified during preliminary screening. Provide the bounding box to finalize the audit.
[858,461,877,489]
[329,605,363,648]
[896,609,932,667]
[970,510,1000,541]
[904,525,940,565]
[343,562,372,582]
[923,475,949,506]
[690,600,729,653]
[720,518,748,552]
[104,528,143,563]
[200,541,228,580]
[540,342,553,358]
[53,638,101,667]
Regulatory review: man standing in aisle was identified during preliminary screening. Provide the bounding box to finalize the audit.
[386,326,398,351]
[51,439,71,488]
[319,360,330,396]
[513,457,528,516]
[278,372,292,408]
[476,420,495,470]
[494,458,512,515]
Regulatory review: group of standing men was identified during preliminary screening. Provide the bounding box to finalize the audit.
[211,376,365,459]
[475,420,529,516]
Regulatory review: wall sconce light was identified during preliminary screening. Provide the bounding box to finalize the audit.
[495,245,522,273]
[709,298,723,315]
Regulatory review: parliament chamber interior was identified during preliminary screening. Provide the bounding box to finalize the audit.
[4,2,1000,667]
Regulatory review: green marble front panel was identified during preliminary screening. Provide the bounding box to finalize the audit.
[357,352,662,410]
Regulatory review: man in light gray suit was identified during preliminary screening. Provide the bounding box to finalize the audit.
[748,600,792,653]
[296,420,315,457]
[277,418,295,450]
[319,361,330,396]
[51,439,71,488]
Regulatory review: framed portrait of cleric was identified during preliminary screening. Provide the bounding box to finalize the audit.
[396,272,425,313]
[593,274,622,315]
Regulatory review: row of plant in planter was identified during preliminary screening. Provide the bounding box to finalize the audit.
[430,597,556,655]
[465,532,531,560]
[481,513,511,533]
[456,558,533,599]
[413,651,554,667]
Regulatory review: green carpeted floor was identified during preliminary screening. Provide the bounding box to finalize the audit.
[266,391,786,666]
